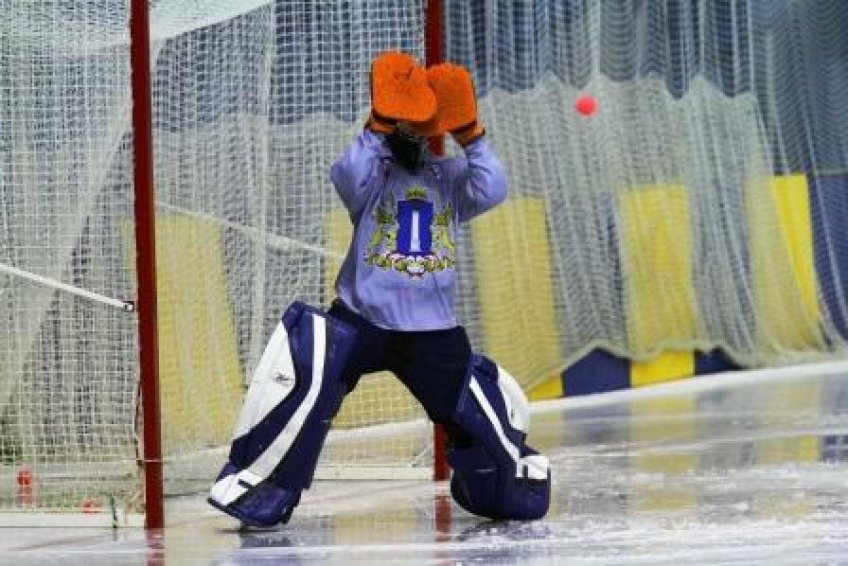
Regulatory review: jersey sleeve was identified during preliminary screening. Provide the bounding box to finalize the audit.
[330,129,386,219]
[450,138,508,223]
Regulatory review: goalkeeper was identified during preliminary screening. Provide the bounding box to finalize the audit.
[330,50,550,519]
[209,51,550,527]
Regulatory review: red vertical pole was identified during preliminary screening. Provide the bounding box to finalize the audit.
[129,0,164,529]
[426,0,444,160]
[425,0,450,482]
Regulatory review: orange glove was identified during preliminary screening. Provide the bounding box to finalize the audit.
[420,63,485,146]
[366,51,436,134]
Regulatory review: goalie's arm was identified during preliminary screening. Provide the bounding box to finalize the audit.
[452,139,508,223]
[329,129,385,219]
[424,63,507,221]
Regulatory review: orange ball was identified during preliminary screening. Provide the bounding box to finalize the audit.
[81,499,99,514]
[575,94,598,116]
[16,469,32,487]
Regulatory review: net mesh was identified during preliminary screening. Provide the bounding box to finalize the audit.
[0,2,138,513]
[1,0,847,517]
[0,0,429,516]
[446,0,848,379]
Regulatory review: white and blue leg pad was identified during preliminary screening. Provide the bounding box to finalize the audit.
[448,354,551,520]
[208,301,356,527]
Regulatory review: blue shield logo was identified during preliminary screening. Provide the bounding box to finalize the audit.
[396,200,433,256]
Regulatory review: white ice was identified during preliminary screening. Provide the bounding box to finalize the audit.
[3,361,848,565]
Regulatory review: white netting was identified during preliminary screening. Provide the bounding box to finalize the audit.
[148,1,432,489]
[0,0,429,517]
[0,1,138,515]
[445,0,848,383]
[2,0,847,519]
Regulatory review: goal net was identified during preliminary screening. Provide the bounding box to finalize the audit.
[0,0,430,520]
[2,0,847,522]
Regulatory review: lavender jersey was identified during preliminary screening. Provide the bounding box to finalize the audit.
[330,129,507,331]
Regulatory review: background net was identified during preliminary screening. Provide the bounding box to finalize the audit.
[1,0,846,516]
[445,0,848,382]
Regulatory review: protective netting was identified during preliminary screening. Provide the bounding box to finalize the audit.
[0,0,429,517]
[0,1,139,515]
[446,0,848,381]
[1,0,847,518]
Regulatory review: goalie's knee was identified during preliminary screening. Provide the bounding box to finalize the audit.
[446,354,551,520]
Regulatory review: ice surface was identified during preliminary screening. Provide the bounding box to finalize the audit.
[3,363,848,565]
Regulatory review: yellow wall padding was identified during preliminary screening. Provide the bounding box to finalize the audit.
[620,185,697,355]
[630,350,695,388]
[748,174,821,351]
[527,375,564,401]
[324,209,422,428]
[471,197,562,391]
[154,216,242,453]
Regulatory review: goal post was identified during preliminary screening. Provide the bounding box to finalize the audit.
[424,0,450,484]
[130,0,163,530]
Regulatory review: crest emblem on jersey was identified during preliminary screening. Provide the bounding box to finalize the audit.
[365,186,456,277]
